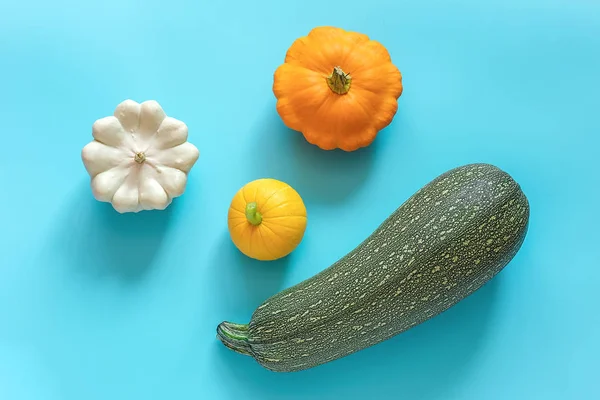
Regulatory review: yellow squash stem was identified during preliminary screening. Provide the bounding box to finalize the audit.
[245,202,262,225]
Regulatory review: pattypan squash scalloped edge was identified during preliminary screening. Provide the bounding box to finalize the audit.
[81,99,199,214]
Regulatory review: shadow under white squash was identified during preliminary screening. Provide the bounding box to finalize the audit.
[81,99,200,213]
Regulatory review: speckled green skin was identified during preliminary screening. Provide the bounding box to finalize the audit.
[217,163,530,372]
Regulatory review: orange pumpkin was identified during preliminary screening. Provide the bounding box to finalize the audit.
[273,26,404,152]
[227,178,307,261]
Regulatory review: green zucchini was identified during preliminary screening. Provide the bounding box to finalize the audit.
[217,163,529,372]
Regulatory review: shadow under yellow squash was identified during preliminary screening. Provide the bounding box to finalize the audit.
[227,179,307,261]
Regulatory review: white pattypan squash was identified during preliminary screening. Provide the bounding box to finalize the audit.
[81,99,199,213]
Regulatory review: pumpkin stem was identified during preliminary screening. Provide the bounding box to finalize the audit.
[217,321,253,357]
[245,202,262,225]
[327,66,352,95]
[134,152,146,164]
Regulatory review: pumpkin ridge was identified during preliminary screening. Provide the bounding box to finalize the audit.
[263,215,307,220]
[302,128,336,150]
[108,167,134,203]
[274,98,303,131]
[307,92,334,125]
[350,85,402,130]
[351,127,378,151]
[260,185,291,211]
[134,166,146,203]
[344,96,398,141]
[256,225,276,260]
[146,115,183,152]
[231,222,251,247]
[348,91,373,121]
[335,35,374,72]
[344,41,393,74]
[229,205,245,216]
[263,224,292,260]
[351,64,403,93]
[240,185,251,206]
[139,173,170,210]
[283,59,331,76]
[114,101,141,136]
[351,70,402,95]
[308,96,370,149]
[275,62,324,79]
[307,27,355,52]
[286,27,370,75]
[82,142,130,179]
[258,223,289,255]
[149,168,170,207]
[336,131,365,152]
[278,78,327,99]
[153,166,188,199]
[303,94,335,133]
[261,200,297,216]
[112,167,142,212]
[263,218,308,231]
[264,214,307,224]
[261,224,284,252]
[229,192,247,214]
[229,219,248,230]
[283,39,334,75]
[262,222,292,247]
[146,143,199,174]
[252,180,261,206]
[91,165,128,201]
[350,88,401,126]
[350,55,394,73]
[374,103,399,132]
[350,85,391,102]
[273,66,331,111]
[143,125,162,151]
[274,67,347,135]
[246,223,256,257]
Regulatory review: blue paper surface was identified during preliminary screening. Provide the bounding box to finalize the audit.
[1,1,599,399]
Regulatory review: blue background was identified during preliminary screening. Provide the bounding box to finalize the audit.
[1,0,599,399]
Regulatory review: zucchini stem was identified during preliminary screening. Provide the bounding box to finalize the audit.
[217,321,252,356]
